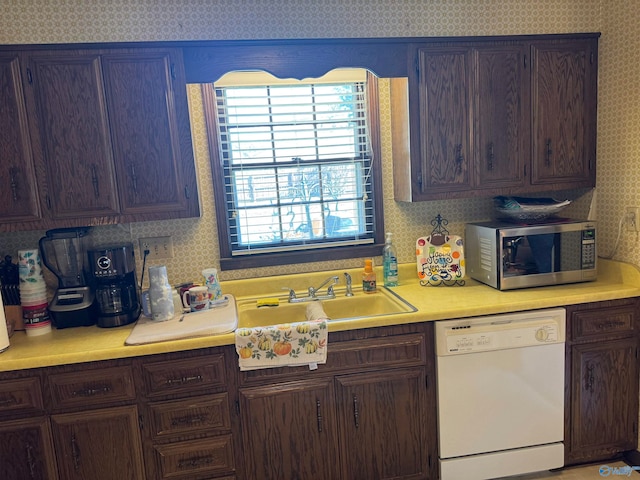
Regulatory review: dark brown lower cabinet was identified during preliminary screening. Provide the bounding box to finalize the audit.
[237,328,435,480]
[50,405,146,480]
[336,368,429,480]
[568,338,639,463]
[238,378,341,480]
[565,299,640,465]
[0,416,58,479]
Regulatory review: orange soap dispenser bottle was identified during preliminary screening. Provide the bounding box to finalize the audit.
[362,258,377,294]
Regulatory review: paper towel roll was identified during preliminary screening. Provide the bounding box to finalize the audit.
[0,295,11,353]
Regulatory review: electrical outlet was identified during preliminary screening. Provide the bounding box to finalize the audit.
[625,207,640,232]
[139,236,175,260]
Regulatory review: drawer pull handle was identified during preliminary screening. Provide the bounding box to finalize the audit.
[0,394,19,407]
[26,443,36,479]
[165,374,203,386]
[353,394,360,429]
[487,142,494,171]
[454,144,464,175]
[316,399,323,433]
[72,384,112,397]
[545,139,553,166]
[9,167,19,202]
[585,363,595,393]
[171,415,205,426]
[71,433,81,471]
[596,320,626,330]
[177,455,213,470]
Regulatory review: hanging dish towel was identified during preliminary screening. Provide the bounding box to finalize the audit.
[235,303,329,371]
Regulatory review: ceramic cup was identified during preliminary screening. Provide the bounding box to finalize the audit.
[183,286,209,312]
[202,268,222,305]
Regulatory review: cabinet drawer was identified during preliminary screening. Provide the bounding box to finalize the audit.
[572,306,636,340]
[141,354,227,398]
[48,366,136,409]
[152,435,235,479]
[149,393,231,439]
[0,377,43,416]
[242,333,426,382]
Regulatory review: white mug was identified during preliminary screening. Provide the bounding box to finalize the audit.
[183,286,209,312]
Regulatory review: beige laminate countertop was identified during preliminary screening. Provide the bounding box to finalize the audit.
[1,259,639,373]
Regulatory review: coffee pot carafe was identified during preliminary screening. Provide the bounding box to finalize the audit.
[88,244,140,328]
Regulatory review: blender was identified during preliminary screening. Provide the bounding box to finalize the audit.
[39,227,96,328]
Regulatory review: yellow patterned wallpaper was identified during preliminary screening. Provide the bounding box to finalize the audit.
[0,0,620,287]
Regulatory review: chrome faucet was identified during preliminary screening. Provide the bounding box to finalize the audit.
[344,272,353,296]
[282,275,339,303]
[308,275,339,299]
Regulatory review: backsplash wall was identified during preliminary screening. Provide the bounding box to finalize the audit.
[0,0,603,286]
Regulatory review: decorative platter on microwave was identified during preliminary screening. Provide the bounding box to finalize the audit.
[416,234,465,286]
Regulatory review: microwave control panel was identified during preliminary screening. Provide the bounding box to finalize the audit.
[581,228,596,270]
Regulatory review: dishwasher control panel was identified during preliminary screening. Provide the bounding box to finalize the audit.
[435,308,566,355]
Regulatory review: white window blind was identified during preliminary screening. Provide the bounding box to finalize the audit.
[214,71,375,256]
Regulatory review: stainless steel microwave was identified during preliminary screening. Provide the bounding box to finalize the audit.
[465,220,596,290]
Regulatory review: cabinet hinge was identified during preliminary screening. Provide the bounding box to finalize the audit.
[26,67,33,84]
[45,195,51,210]
[523,54,527,69]
[428,454,432,467]
[138,414,144,430]
[184,185,190,199]
[170,63,176,80]
[235,400,240,416]
[415,55,419,77]
[425,374,429,389]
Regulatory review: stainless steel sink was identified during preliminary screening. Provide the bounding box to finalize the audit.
[235,287,417,328]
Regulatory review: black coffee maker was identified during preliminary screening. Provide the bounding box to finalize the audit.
[87,244,140,328]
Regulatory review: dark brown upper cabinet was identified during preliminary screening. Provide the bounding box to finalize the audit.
[531,38,597,188]
[0,53,41,224]
[392,33,598,201]
[1,47,199,232]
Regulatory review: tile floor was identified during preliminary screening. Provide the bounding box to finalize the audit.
[500,461,640,479]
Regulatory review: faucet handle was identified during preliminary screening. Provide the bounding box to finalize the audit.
[282,287,296,301]
[344,272,354,297]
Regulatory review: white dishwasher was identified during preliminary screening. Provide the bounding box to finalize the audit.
[436,308,566,480]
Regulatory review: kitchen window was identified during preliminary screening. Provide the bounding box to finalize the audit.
[202,69,384,270]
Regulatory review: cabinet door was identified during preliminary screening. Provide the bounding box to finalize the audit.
[101,49,197,216]
[0,417,58,480]
[0,53,41,223]
[24,52,120,219]
[238,378,340,480]
[415,46,472,196]
[531,39,597,187]
[51,405,145,480]
[475,44,529,189]
[569,338,639,462]
[336,368,430,480]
